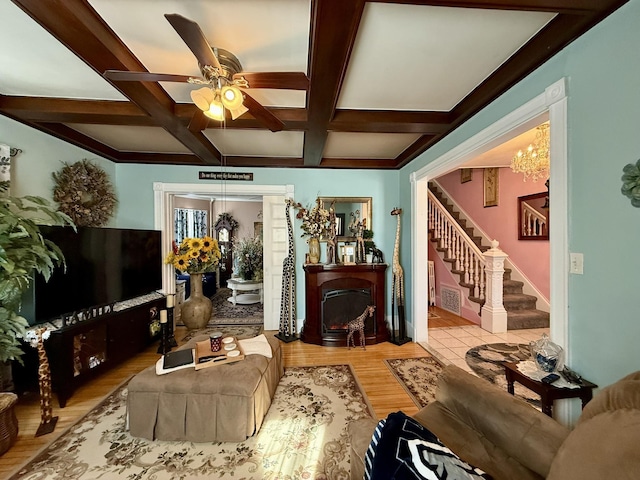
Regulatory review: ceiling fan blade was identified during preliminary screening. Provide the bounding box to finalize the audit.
[233,72,309,90]
[104,70,194,83]
[242,92,285,132]
[164,13,221,71]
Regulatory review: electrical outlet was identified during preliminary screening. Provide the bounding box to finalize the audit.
[570,253,584,274]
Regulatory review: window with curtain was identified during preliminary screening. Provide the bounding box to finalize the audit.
[174,208,208,245]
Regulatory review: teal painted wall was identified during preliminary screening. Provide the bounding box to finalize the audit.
[3,114,399,318]
[401,0,640,388]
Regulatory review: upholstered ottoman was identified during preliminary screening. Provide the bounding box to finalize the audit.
[127,334,283,442]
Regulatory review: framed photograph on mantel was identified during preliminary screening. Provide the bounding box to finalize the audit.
[483,167,499,207]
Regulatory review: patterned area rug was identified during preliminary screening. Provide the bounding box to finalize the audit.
[175,288,264,327]
[465,343,541,409]
[384,357,445,408]
[209,287,264,325]
[180,324,263,343]
[10,365,373,480]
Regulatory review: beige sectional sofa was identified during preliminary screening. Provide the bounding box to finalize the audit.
[349,365,640,480]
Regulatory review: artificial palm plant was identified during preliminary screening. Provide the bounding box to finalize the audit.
[0,183,74,364]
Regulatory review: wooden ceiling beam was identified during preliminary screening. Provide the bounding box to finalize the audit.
[224,157,305,168]
[36,122,123,162]
[303,0,366,166]
[0,96,154,125]
[331,110,452,134]
[368,1,609,15]
[319,158,399,169]
[12,0,221,165]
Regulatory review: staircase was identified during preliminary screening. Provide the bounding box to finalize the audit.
[428,182,549,330]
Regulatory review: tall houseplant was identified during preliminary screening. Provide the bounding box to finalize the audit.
[0,185,74,365]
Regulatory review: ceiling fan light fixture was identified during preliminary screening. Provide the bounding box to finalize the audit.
[190,87,215,111]
[203,98,225,121]
[220,85,243,110]
[228,103,249,120]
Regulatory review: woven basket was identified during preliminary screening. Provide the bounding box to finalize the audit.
[0,393,18,456]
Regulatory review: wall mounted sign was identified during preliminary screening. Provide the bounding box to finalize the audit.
[199,172,253,181]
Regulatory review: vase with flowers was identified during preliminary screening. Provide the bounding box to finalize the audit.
[235,236,263,281]
[293,198,330,264]
[165,236,221,330]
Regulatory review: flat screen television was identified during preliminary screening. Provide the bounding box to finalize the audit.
[23,226,163,325]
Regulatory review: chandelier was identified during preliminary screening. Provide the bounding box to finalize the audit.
[511,123,550,182]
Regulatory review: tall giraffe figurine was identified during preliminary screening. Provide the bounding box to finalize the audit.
[346,305,376,350]
[34,327,58,436]
[276,198,298,341]
[390,207,411,344]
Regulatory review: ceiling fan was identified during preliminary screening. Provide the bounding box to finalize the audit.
[104,13,309,132]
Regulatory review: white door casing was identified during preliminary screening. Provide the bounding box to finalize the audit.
[154,183,294,329]
[262,195,288,330]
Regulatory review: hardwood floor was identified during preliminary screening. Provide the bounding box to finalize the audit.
[428,306,475,328]
[0,328,432,477]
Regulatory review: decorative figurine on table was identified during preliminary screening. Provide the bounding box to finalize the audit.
[326,201,339,265]
[355,218,366,264]
[347,305,376,350]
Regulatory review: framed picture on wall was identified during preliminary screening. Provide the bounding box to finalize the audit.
[254,222,263,238]
[460,168,473,183]
[483,167,499,207]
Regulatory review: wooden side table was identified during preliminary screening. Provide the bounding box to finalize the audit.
[504,362,597,417]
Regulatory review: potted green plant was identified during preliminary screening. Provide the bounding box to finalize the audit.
[363,229,376,262]
[0,184,74,378]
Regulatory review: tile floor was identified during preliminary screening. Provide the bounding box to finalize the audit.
[419,307,549,373]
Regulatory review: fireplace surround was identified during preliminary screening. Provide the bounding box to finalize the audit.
[301,263,388,346]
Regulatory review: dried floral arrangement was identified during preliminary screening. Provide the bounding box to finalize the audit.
[52,159,117,227]
[292,198,330,238]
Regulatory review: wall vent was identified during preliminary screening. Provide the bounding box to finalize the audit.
[440,285,462,316]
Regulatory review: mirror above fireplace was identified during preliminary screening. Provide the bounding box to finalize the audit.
[318,197,372,242]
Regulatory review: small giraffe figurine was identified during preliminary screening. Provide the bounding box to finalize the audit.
[347,305,376,350]
[278,198,297,339]
[34,327,58,435]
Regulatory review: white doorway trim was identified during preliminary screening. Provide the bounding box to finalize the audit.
[411,78,568,353]
[153,182,295,299]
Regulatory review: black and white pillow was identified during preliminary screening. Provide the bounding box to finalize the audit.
[364,411,492,480]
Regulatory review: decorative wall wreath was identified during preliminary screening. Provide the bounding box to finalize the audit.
[52,159,117,227]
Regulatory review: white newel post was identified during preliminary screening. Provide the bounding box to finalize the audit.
[481,240,508,333]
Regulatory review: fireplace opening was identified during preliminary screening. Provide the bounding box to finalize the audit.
[321,288,374,336]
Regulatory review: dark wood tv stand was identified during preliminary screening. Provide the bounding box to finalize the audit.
[43,296,165,407]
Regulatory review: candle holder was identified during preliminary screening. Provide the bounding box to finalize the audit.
[157,309,171,355]
[167,307,178,347]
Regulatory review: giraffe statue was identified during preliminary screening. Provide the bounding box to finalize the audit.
[276,198,297,341]
[346,305,376,350]
[390,207,410,344]
[34,327,58,436]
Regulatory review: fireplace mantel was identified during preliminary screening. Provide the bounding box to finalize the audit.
[301,263,388,346]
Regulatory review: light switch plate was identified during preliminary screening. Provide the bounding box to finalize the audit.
[570,253,584,274]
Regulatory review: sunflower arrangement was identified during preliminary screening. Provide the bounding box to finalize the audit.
[165,236,222,274]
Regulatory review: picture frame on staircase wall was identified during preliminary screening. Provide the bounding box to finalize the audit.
[483,167,499,207]
[460,168,473,183]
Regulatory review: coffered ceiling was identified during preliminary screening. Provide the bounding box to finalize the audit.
[0,1,628,169]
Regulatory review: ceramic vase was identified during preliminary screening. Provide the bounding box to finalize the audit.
[181,273,213,330]
[308,236,321,264]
